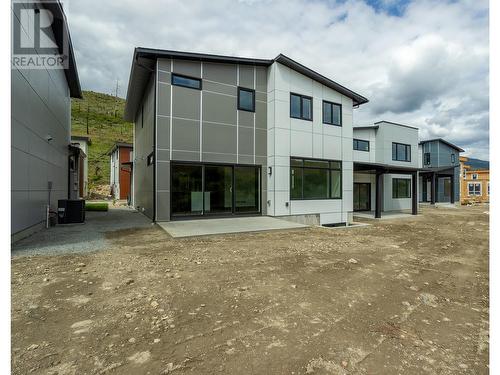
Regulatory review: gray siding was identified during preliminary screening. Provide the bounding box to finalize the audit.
[421,140,460,202]
[133,74,155,218]
[11,8,71,236]
[154,58,268,221]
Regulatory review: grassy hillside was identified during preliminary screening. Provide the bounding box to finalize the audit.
[71,91,133,189]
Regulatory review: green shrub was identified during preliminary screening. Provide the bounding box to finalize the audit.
[85,202,109,211]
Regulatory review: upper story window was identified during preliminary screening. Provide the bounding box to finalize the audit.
[392,142,411,162]
[463,169,467,179]
[424,152,431,165]
[290,158,342,200]
[290,93,312,121]
[171,73,202,90]
[238,87,255,112]
[472,173,478,180]
[322,101,341,126]
[451,153,456,164]
[353,139,369,152]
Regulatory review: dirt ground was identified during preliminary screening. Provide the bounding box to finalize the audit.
[11,205,489,374]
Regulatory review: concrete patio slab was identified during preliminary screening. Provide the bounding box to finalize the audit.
[157,216,308,238]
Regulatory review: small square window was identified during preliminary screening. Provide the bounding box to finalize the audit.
[238,87,255,112]
[322,101,342,126]
[290,93,313,121]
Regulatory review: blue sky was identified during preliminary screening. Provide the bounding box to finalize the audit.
[65,0,489,160]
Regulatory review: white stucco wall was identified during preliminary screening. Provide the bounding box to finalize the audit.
[266,62,354,224]
[383,173,413,211]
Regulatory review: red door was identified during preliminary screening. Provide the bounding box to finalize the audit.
[119,147,131,200]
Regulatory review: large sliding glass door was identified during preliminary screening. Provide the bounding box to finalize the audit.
[353,183,371,211]
[171,163,261,219]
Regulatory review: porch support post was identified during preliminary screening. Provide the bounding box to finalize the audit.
[375,171,383,218]
[412,171,418,215]
[430,172,436,205]
[450,175,455,204]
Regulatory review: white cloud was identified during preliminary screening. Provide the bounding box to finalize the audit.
[64,0,489,159]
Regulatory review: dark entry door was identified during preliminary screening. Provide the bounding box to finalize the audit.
[353,183,371,211]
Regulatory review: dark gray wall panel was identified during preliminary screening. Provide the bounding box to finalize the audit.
[172,118,200,151]
[202,122,237,154]
[156,191,170,221]
[238,110,254,127]
[256,67,267,92]
[156,116,170,150]
[173,59,201,78]
[172,86,200,120]
[157,58,171,72]
[158,71,171,84]
[255,129,267,156]
[157,83,171,117]
[156,161,170,191]
[255,101,267,129]
[238,126,254,155]
[239,65,254,88]
[202,152,237,164]
[203,62,237,85]
[202,92,237,125]
[203,80,237,96]
[172,150,200,161]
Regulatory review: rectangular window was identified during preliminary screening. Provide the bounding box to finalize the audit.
[290,93,313,121]
[290,158,342,200]
[468,183,481,196]
[424,152,430,165]
[451,153,456,164]
[171,73,202,90]
[322,100,342,126]
[488,183,490,195]
[237,87,255,112]
[392,178,411,198]
[353,139,370,152]
[392,142,411,162]
[472,173,478,180]
[463,169,466,179]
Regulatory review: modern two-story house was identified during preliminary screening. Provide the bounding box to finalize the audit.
[352,121,420,218]
[418,138,464,204]
[124,48,419,225]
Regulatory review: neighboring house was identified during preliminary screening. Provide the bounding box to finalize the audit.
[108,142,133,200]
[11,1,81,241]
[352,121,420,217]
[460,156,489,204]
[418,139,464,204]
[71,136,91,198]
[124,48,420,224]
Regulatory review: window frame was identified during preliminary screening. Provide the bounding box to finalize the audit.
[424,152,430,165]
[472,173,478,180]
[353,138,370,152]
[392,142,411,162]
[290,93,313,121]
[171,73,202,90]
[392,178,411,199]
[451,153,456,164]
[290,157,342,200]
[237,87,256,112]
[322,100,342,126]
[468,182,481,196]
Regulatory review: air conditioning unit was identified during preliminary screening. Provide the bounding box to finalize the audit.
[58,199,85,224]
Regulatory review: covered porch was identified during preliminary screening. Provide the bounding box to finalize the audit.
[419,167,456,204]
[353,162,419,219]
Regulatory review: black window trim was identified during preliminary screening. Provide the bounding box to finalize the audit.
[147,152,154,166]
[289,156,342,201]
[392,178,411,199]
[424,152,430,165]
[171,73,202,90]
[392,142,411,162]
[353,138,370,152]
[290,92,313,121]
[322,100,342,126]
[237,86,256,112]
